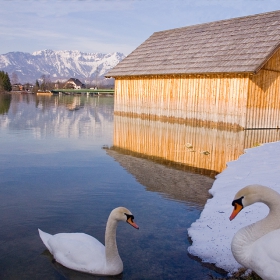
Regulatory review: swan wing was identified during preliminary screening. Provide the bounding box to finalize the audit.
[43,231,106,274]
[249,229,280,280]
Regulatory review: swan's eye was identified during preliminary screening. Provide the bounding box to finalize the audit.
[232,196,244,208]
[124,213,134,221]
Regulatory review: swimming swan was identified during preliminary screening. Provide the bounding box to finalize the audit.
[230,184,280,280]
[38,207,139,275]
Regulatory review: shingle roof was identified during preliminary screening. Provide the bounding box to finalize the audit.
[106,10,280,77]
[67,78,84,86]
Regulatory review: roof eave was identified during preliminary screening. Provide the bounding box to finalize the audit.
[105,70,256,78]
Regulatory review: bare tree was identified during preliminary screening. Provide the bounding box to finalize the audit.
[40,74,52,90]
[11,72,19,85]
[95,65,99,88]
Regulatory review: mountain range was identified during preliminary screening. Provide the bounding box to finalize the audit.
[0,50,126,85]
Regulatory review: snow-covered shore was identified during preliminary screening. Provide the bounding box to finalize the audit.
[188,141,280,273]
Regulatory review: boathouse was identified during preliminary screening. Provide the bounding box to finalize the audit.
[106,10,280,130]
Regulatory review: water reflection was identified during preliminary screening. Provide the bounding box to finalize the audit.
[1,94,113,140]
[0,94,228,279]
[0,93,11,114]
[113,114,280,177]
[107,149,214,209]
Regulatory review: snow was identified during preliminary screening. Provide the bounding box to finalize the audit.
[0,50,126,83]
[187,140,280,273]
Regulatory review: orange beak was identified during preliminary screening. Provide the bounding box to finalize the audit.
[229,203,243,221]
[127,216,139,229]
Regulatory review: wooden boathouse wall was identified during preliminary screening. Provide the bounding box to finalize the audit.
[246,48,280,129]
[114,74,250,130]
[114,47,280,130]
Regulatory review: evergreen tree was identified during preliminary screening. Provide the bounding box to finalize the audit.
[4,72,12,91]
[0,71,12,92]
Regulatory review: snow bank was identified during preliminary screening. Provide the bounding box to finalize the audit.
[188,141,280,272]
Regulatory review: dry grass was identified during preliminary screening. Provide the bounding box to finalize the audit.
[210,268,262,280]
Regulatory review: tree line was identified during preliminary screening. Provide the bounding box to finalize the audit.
[0,71,114,93]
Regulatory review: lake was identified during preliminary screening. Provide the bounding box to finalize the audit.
[1,93,278,280]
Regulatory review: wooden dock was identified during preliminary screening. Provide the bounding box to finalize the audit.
[51,89,114,95]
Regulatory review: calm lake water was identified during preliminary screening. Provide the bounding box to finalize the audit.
[0,93,233,279]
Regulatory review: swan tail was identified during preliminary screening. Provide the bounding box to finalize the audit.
[38,228,53,253]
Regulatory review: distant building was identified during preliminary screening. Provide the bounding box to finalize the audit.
[12,84,23,91]
[64,78,85,89]
[12,83,33,92]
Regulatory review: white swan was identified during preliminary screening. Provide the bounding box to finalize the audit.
[38,207,139,275]
[230,184,280,280]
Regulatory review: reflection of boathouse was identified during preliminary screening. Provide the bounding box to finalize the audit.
[107,149,214,208]
[107,10,280,129]
[112,115,280,176]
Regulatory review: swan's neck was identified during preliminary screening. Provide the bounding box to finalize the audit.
[104,216,122,270]
[232,188,280,267]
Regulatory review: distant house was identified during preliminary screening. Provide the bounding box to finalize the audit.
[64,78,85,89]
[12,83,33,92]
[106,10,280,130]
[12,84,23,91]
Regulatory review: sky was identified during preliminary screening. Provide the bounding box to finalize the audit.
[1,0,280,56]
[188,140,280,275]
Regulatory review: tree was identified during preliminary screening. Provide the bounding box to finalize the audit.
[0,71,12,92]
[11,72,19,85]
[40,74,52,91]
[94,65,99,88]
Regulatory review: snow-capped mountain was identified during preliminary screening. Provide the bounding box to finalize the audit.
[0,50,125,85]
